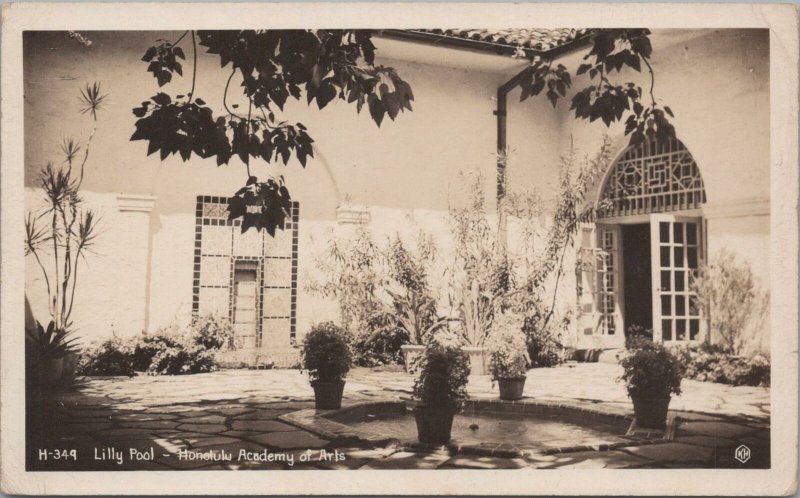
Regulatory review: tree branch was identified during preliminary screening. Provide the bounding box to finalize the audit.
[642,56,656,107]
[188,30,197,104]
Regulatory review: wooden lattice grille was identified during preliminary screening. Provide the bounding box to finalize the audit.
[599,138,706,218]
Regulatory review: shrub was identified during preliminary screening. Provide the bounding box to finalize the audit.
[691,250,769,355]
[350,325,408,367]
[191,314,233,351]
[81,317,230,377]
[306,228,384,342]
[486,314,530,381]
[625,325,653,349]
[147,342,217,375]
[132,332,182,372]
[448,174,512,347]
[302,322,352,382]
[132,321,221,375]
[522,314,566,368]
[77,337,135,377]
[412,343,470,410]
[383,235,445,346]
[619,341,683,399]
[673,343,770,387]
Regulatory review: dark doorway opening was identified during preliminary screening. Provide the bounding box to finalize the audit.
[622,224,653,337]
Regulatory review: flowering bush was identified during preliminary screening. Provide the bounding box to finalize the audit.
[301,322,352,382]
[147,341,217,375]
[486,314,530,381]
[412,342,470,410]
[673,343,770,387]
[77,337,135,377]
[132,332,182,371]
[191,314,233,351]
[618,341,683,399]
[80,316,232,377]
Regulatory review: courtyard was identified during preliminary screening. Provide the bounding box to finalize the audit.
[29,362,770,471]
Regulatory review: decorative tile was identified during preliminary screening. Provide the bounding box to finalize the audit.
[198,287,230,315]
[201,225,232,256]
[234,229,263,258]
[261,318,292,346]
[264,228,292,257]
[263,258,292,287]
[263,288,291,317]
[200,256,231,287]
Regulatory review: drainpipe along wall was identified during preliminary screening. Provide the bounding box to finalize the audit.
[495,67,532,248]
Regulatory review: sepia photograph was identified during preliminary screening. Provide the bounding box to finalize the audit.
[2,2,798,495]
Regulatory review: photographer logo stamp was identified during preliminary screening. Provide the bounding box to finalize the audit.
[735,445,751,464]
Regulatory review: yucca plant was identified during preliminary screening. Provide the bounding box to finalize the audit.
[383,289,448,345]
[25,82,107,344]
[26,321,80,360]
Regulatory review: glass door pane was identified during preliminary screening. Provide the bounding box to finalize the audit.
[650,215,704,343]
[595,225,625,348]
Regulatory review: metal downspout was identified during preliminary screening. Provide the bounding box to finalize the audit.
[495,67,532,247]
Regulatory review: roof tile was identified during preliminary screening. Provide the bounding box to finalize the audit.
[417,28,588,52]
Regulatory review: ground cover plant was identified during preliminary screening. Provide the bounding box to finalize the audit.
[673,343,770,387]
[78,315,232,376]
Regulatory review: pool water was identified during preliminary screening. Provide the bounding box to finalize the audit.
[342,410,624,448]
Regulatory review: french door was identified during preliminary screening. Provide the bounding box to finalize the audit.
[650,214,706,343]
[575,223,625,350]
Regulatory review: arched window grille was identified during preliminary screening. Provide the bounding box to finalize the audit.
[599,138,706,218]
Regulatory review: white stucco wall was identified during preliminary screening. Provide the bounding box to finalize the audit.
[24,189,154,339]
[560,29,770,280]
[23,29,771,352]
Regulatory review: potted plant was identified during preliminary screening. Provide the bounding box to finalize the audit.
[411,340,470,444]
[301,322,352,410]
[390,290,449,372]
[26,320,80,388]
[618,340,684,429]
[486,315,530,400]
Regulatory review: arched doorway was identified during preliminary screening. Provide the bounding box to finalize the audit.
[577,137,707,349]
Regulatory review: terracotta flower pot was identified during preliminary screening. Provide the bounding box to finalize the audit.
[497,377,526,400]
[400,345,425,373]
[311,379,345,410]
[463,346,488,375]
[413,406,457,444]
[631,396,671,429]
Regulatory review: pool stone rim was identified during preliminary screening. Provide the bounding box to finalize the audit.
[278,398,679,459]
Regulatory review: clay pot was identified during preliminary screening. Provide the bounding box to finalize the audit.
[311,379,345,410]
[631,396,671,429]
[463,346,488,375]
[400,345,425,373]
[413,406,457,444]
[498,377,526,401]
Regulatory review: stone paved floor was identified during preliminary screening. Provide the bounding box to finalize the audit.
[28,362,770,470]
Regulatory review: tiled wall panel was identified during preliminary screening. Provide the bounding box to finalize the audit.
[193,197,299,350]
